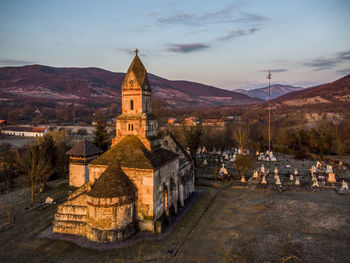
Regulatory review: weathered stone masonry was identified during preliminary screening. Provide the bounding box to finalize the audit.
[53,52,195,242]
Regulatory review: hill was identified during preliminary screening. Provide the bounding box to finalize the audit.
[234,84,303,100]
[272,74,350,107]
[0,65,260,108]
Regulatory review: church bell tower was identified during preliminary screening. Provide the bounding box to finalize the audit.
[121,49,152,116]
[113,49,159,150]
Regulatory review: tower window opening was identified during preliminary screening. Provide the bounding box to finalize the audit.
[130,100,134,110]
[128,124,134,131]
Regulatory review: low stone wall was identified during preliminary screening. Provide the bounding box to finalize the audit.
[54,221,87,236]
[86,221,138,242]
[86,194,137,230]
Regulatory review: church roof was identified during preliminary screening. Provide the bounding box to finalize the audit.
[168,133,192,161]
[88,164,137,198]
[159,132,192,161]
[90,135,178,169]
[66,138,103,156]
[121,54,150,90]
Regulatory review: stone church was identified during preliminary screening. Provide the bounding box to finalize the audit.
[53,52,195,242]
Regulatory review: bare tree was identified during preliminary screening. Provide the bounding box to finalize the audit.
[232,126,250,152]
[181,122,202,166]
[16,145,53,207]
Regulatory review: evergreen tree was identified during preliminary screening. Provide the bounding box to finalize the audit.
[93,113,110,151]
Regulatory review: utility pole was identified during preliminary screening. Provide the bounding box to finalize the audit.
[267,70,272,156]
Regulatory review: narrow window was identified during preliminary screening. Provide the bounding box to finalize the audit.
[127,207,131,217]
[130,100,134,110]
[131,124,134,131]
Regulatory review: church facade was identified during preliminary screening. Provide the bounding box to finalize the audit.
[53,52,195,242]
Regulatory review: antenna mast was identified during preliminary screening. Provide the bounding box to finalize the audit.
[267,70,272,156]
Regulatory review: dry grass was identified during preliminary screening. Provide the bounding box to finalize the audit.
[0,174,349,262]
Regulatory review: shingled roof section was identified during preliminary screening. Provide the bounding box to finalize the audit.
[90,135,179,169]
[66,138,103,156]
[168,133,192,161]
[88,164,137,198]
[121,54,150,91]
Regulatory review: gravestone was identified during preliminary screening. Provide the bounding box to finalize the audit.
[328,173,336,183]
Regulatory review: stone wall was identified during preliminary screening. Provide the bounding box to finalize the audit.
[153,159,179,220]
[160,134,187,159]
[122,167,155,231]
[53,183,138,242]
[88,164,108,184]
[179,162,195,202]
[69,163,88,187]
[53,189,88,236]
[85,194,138,242]
[69,155,101,187]
[161,133,195,205]
[114,116,158,150]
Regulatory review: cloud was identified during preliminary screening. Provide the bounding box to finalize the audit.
[260,69,288,73]
[157,13,196,25]
[0,58,35,66]
[154,4,267,26]
[338,50,350,60]
[302,49,350,71]
[235,12,268,24]
[218,28,259,41]
[337,68,350,76]
[166,43,209,53]
[303,58,338,71]
[204,3,241,18]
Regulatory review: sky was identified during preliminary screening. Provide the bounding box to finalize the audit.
[0,0,349,90]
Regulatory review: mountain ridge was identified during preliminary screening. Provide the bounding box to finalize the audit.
[233,84,304,100]
[272,74,350,105]
[0,64,261,108]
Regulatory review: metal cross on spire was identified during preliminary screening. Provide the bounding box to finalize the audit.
[134,49,139,56]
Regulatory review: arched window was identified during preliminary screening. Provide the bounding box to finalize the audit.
[130,100,134,110]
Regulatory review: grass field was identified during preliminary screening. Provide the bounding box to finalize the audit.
[0,178,349,263]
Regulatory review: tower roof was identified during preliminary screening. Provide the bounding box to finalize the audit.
[66,138,102,156]
[122,53,150,91]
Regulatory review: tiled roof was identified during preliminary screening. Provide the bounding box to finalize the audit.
[66,138,103,156]
[90,135,178,169]
[1,126,46,133]
[170,133,191,161]
[121,54,150,91]
[88,164,137,198]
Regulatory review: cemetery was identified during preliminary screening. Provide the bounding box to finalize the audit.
[195,147,350,195]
